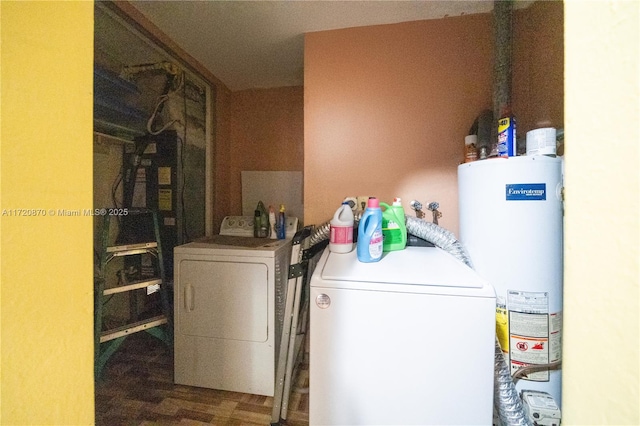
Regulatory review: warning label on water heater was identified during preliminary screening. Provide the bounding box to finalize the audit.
[507,290,561,382]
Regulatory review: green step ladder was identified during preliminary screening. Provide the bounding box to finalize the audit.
[94,208,173,380]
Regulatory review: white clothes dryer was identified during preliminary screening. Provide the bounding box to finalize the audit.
[173,216,297,396]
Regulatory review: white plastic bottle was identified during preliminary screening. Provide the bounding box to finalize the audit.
[269,205,277,239]
[329,202,354,253]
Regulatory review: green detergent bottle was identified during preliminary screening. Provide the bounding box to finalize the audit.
[380,197,407,252]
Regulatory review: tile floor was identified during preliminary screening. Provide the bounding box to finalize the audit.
[95,332,309,426]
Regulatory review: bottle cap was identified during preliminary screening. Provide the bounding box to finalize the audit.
[367,197,379,208]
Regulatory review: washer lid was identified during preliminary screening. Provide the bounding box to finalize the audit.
[320,246,487,289]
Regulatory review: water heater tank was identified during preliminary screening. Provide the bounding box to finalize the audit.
[458,155,563,406]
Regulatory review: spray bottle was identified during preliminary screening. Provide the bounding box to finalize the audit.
[498,107,517,158]
[269,205,277,239]
[253,201,269,238]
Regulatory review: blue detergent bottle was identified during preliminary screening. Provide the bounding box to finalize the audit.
[357,197,383,263]
[277,204,286,239]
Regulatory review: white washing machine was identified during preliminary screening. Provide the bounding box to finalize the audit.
[173,216,298,396]
[310,246,496,425]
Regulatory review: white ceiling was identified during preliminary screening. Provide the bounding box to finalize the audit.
[128,1,504,91]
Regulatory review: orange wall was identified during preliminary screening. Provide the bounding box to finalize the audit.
[213,86,233,232]
[227,87,304,218]
[304,6,564,231]
[304,15,494,231]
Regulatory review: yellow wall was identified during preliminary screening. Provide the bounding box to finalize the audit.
[563,1,639,424]
[0,1,638,424]
[0,2,95,424]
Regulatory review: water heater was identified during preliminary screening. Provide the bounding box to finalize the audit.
[458,155,563,406]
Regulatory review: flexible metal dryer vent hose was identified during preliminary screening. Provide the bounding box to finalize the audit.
[310,214,473,268]
[309,213,531,426]
[494,342,531,426]
[404,216,472,267]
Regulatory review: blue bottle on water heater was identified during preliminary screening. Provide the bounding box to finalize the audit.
[357,197,383,263]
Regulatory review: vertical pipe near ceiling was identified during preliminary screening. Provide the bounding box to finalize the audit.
[489,3,533,425]
[490,0,513,156]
